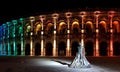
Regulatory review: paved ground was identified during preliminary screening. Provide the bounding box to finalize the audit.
[0,56,120,72]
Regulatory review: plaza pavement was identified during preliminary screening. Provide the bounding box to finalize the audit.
[0,56,120,72]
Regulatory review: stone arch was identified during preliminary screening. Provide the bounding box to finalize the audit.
[58,41,66,56]
[45,42,53,56]
[99,21,107,33]
[85,21,93,33]
[85,41,94,56]
[25,44,30,55]
[113,21,119,33]
[34,22,42,35]
[71,41,79,56]
[72,20,79,34]
[46,22,54,34]
[113,41,120,56]
[99,41,108,56]
[26,24,31,36]
[58,21,67,34]
[35,43,41,56]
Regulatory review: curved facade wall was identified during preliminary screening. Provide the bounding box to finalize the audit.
[0,11,120,56]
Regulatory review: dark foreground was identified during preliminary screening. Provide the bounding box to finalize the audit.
[0,56,120,72]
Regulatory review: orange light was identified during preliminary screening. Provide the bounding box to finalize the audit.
[110,40,113,56]
[96,39,99,56]
[53,39,56,56]
[110,29,113,33]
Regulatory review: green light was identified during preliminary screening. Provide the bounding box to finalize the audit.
[6,22,11,55]
[12,20,17,25]
[12,20,17,55]
[19,18,25,21]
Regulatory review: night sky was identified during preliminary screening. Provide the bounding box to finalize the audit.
[0,0,119,25]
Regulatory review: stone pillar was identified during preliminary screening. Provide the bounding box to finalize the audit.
[12,20,18,55]
[108,11,114,56]
[52,13,59,56]
[7,22,11,55]
[20,18,25,56]
[65,12,72,56]
[39,15,46,56]
[80,12,86,47]
[0,26,2,55]
[2,24,6,55]
[30,16,35,56]
[94,11,100,56]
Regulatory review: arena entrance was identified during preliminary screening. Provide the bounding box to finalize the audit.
[85,41,94,56]
[35,43,41,56]
[11,44,14,55]
[45,43,53,56]
[71,41,79,56]
[58,42,66,56]
[25,44,30,55]
[17,44,21,55]
[113,42,120,56]
[99,42,108,56]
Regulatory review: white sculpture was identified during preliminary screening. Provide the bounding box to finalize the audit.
[69,43,91,68]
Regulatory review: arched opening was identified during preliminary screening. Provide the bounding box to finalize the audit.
[72,20,79,34]
[85,21,93,34]
[99,21,107,33]
[58,42,66,56]
[35,43,41,56]
[113,42,120,56]
[35,22,42,35]
[11,44,14,55]
[85,41,94,56]
[71,41,79,56]
[59,21,67,35]
[25,44,30,55]
[17,44,21,55]
[46,23,54,34]
[45,43,53,56]
[99,42,108,56]
[113,21,119,33]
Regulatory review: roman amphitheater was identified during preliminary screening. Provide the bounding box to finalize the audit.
[0,11,120,56]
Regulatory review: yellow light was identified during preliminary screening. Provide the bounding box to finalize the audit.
[53,40,56,56]
[81,39,84,47]
[41,40,44,56]
[53,40,56,49]
[54,31,56,34]
[67,30,70,33]
[81,29,84,33]
[31,32,33,35]
[30,39,33,56]
[67,39,70,56]
[96,29,99,33]
[41,31,44,35]
[67,39,70,49]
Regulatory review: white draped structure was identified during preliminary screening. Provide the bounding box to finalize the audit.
[69,43,91,68]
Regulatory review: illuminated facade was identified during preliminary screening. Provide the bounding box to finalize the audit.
[0,11,120,56]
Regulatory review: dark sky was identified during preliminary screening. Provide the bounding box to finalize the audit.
[0,0,120,25]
